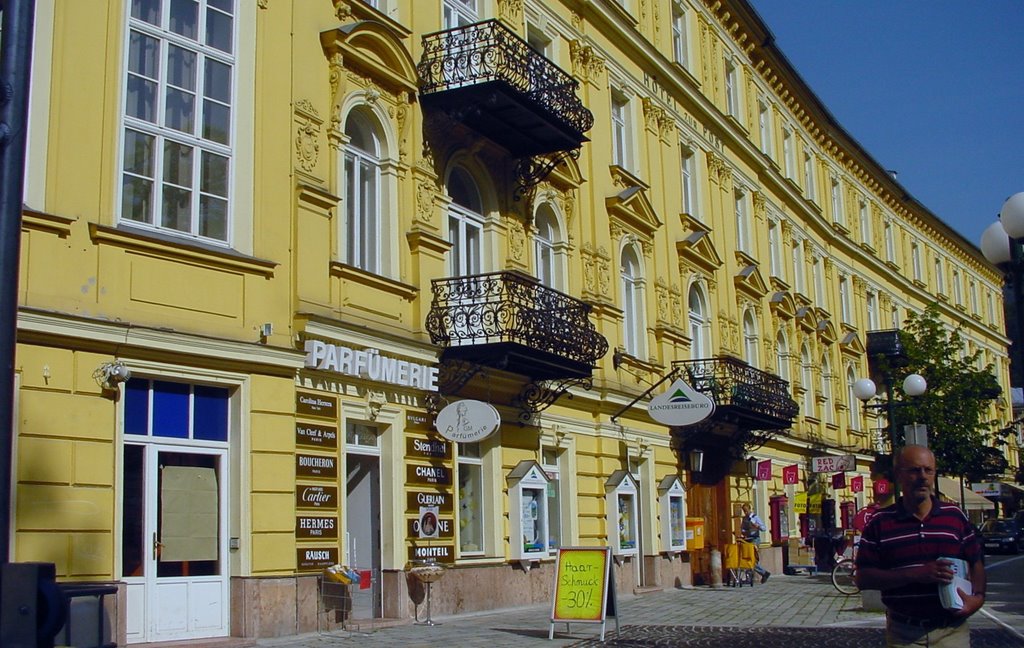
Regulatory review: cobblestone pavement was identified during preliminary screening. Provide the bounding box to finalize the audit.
[256,574,1024,648]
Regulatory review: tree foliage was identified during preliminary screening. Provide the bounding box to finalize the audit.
[873,304,1008,480]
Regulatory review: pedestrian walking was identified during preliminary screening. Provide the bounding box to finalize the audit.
[740,503,770,583]
[855,445,985,647]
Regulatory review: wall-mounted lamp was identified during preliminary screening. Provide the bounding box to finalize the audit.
[688,449,705,474]
[95,361,131,391]
[746,456,759,478]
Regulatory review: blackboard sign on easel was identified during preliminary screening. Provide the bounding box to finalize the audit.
[548,547,619,641]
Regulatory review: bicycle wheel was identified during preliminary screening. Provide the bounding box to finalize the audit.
[831,558,858,595]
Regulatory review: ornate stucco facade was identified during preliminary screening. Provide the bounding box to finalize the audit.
[14,0,1018,644]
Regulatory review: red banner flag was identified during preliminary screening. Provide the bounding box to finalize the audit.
[832,472,847,489]
[850,475,864,493]
[782,464,799,485]
[873,478,891,496]
[756,459,772,481]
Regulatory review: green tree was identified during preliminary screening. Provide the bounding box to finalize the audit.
[875,304,1007,480]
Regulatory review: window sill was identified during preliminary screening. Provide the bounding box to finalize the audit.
[330,262,418,301]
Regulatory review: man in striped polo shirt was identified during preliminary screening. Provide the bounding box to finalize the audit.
[855,445,985,647]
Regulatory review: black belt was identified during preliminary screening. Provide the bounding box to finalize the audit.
[887,611,962,629]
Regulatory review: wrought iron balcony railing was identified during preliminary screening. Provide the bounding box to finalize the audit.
[418,19,593,158]
[425,271,608,381]
[673,357,799,429]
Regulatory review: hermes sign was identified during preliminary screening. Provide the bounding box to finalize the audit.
[296,516,338,539]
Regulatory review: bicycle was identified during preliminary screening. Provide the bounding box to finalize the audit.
[830,537,859,595]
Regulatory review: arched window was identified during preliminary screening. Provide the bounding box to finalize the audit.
[444,0,478,28]
[846,366,859,432]
[820,354,834,425]
[688,283,709,360]
[743,309,759,368]
[775,331,789,383]
[800,344,814,418]
[343,109,383,273]
[446,166,484,276]
[534,203,565,290]
[621,245,646,358]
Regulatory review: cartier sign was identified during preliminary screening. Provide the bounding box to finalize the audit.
[296,454,338,479]
[296,516,338,539]
[296,485,338,509]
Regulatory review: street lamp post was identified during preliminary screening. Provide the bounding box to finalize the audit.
[853,373,928,453]
[980,192,1024,388]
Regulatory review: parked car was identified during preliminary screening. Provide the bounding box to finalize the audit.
[979,518,1024,554]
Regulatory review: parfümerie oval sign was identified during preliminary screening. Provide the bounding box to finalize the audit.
[648,378,715,426]
[435,399,501,443]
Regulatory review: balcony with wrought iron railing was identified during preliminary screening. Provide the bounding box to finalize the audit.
[673,357,799,430]
[425,271,608,381]
[418,19,593,159]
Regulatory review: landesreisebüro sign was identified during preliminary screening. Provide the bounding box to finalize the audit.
[647,378,715,426]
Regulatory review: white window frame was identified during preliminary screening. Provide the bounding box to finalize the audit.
[457,441,485,557]
[681,146,696,217]
[671,3,688,67]
[866,291,878,329]
[443,0,478,29]
[611,92,632,171]
[803,151,815,199]
[793,239,806,296]
[800,344,814,418]
[830,177,844,225]
[735,189,749,254]
[342,109,384,274]
[446,166,485,276]
[782,128,795,178]
[912,242,922,282]
[846,367,860,433]
[688,283,709,360]
[859,200,871,245]
[743,309,759,368]
[621,243,647,359]
[839,275,852,324]
[885,221,896,262]
[119,0,238,245]
[953,269,963,306]
[533,201,566,291]
[768,220,783,280]
[759,100,773,156]
[775,331,790,383]
[821,354,834,425]
[725,58,740,118]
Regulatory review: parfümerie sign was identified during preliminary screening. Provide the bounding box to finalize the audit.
[647,378,715,426]
[304,339,439,391]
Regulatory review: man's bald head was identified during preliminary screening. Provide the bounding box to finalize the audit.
[895,445,937,505]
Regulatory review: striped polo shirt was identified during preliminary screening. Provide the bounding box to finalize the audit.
[855,497,981,619]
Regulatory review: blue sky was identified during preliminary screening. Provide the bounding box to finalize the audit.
[747,1,1024,249]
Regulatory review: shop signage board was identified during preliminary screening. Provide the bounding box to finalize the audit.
[971,482,1000,497]
[647,378,714,426]
[792,491,823,513]
[408,544,455,564]
[406,436,452,461]
[549,547,619,641]
[296,485,338,509]
[418,506,440,539]
[406,490,454,514]
[406,411,432,430]
[810,455,855,473]
[295,422,338,449]
[296,516,338,539]
[407,517,454,539]
[296,547,338,571]
[304,339,440,391]
[435,399,501,442]
[407,464,452,486]
[296,392,338,419]
[295,454,338,479]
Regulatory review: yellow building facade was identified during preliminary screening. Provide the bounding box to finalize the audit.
[13,0,1018,644]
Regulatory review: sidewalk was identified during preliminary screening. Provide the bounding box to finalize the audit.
[250,574,885,648]
[255,573,1024,647]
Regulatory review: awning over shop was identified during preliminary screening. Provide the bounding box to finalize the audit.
[937,477,994,511]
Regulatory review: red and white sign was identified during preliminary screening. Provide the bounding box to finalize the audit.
[831,473,847,490]
[810,455,855,474]
[873,479,891,496]
[782,464,799,485]
[850,476,864,493]
[756,460,772,481]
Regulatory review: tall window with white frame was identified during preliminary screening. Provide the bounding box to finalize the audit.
[121,0,236,243]
[934,257,945,294]
[866,291,878,329]
[743,310,759,368]
[885,221,896,263]
[800,344,814,418]
[782,128,795,178]
[846,366,859,433]
[343,109,383,274]
[735,189,749,254]
[830,178,844,226]
[534,203,563,290]
[724,58,740,118]
[775,331,789,383]
[953,269,963,307]
[812,256,824,306]
[680,146,696,217]
[759,101,773,157]
[621,244,646,358]
[768,220,783,280]
[792,239,806,296]
[821,354,834,425]
[611,92,631,170]
[803,151,815,200]
[911,242,922,282]
[890,305,900,328]
[446,167,484,276]
[457,442,484,555]
[859,200,871,246]
[541,446,563,553]
[688,284,709,360]
[839,275,851,324]
[970,280,978,315]
[671,3,687,67]
[443,0,477,28]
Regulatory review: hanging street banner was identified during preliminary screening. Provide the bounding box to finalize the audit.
[647,378,715,426]
[810,455,856,473]
[435,399,501,443]
[832,472,847,490]
[756,460,772,481]
[782,464,800,485]
[873,478,892,496]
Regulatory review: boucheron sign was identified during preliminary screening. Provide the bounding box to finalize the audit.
[304,339,439,391]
